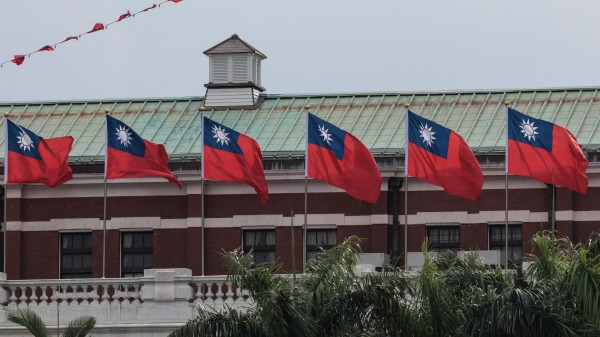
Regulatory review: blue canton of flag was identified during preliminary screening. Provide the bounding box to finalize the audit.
[307,113,346,160]
[407,111,450,159]
[203,117,244,156]
[507,107,553,151]
[6,120,42,159]
[106,115,145,157]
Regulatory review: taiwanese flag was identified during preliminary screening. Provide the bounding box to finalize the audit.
[507,107,588,194]
[62,36,79,43]
[143,4,157,11]
[105,115,182,188]
[307,113,381,203]
[118,11,131,21]
[11,55,25,65]
[203,116,268,204]
[38,45,54,52]
[5,119,73,188]
[87,23,104,34]
[407,110,483,200]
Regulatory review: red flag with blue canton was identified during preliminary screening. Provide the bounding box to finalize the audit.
[507,107,588,194]
[118,11,131,21]
[87,23,104,34]
[307,112,381,203]
[11,55,25,65]
[407,110,483,200]
[105,115,182,188]
[5,119,73,188]
[203,116,268,204]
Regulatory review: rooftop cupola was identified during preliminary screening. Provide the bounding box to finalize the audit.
[203,34,267,109]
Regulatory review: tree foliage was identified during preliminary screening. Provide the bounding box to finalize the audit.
[8,309,96,337]
[170,232,600,337]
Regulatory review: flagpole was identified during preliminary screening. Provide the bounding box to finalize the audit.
[200,107,205,276]
[551,166,556,241]
[290,208,296,283]
[404,104,409,268]
[504,101,509,271]
[102,179,107,278]
[303,105,310,268]
[103,109,109,278]
[3,112,8,275]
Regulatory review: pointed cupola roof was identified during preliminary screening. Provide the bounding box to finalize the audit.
[204,34,267,59]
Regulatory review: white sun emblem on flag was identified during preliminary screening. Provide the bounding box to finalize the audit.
[318,124,333,145]
[519,119,539,141]
[419,123,436,147]
[212,125,230,146]
[115,125,133,147]
[16,131,35,151]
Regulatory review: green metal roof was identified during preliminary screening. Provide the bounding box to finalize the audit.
[1,87,600,160]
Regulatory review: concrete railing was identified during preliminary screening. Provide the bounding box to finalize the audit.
[0,269,251,337]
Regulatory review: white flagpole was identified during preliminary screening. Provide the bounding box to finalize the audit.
[404,104,409,268]
[3,112,8,275]
[200,106,205,276]
[303,105,310,268]
[103,109,109,278]
[504,101,509,270]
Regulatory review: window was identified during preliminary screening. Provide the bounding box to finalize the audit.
[243,230,276,265]
[61,233,92,279]
[121,231,153,278]
[306,229,336,261]
[427,226,460,255]
[489,225,522,264]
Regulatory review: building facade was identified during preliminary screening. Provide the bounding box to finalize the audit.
[1,35,600,281]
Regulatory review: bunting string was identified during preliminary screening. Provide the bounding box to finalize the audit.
[0,0,182,68]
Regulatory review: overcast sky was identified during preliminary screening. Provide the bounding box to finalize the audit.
[1,1,599,102]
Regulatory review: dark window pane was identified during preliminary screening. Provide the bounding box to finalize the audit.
[73,255,82,268]
[83,255,92,269]
[61,233,92,279]
[73,234,82,249]
[83,234,92,249]
[144,254,153,268]
[133,233,144,248]
[306,229,336,261]
[144,233,153,248]
[134,253,144,268]
[121,231,153,277]
[123,254,133,268]
[62,235,72,249]
[62,255,72,269]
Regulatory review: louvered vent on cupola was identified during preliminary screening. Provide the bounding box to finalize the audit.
[203,34,266,109]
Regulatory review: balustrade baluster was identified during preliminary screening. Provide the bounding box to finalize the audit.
[224,282,234,307]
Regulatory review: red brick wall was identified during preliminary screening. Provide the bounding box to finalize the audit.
[371,224,388,254]
[204,227,241,275]
[154,229,188,269]
[20,231,59,279]
[460,223,488,251]
[6,231,21,279]
[187,227,203,274]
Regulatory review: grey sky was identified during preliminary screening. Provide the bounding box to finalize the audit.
[1,0,599,102]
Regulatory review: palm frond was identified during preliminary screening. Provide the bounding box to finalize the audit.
[62,316,96,337]
[7,309,49,337]
[168,304,263,337]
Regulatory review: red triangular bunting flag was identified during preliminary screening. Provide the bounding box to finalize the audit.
[11,55,25,65]
[170,0,183,2]
[118,11,132,21]
[62,36,79,43]
[38,45,54,52]
[143,4,157,11]
[87,23,104,34]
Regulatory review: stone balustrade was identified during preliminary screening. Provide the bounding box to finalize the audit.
[0,269,251,337]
